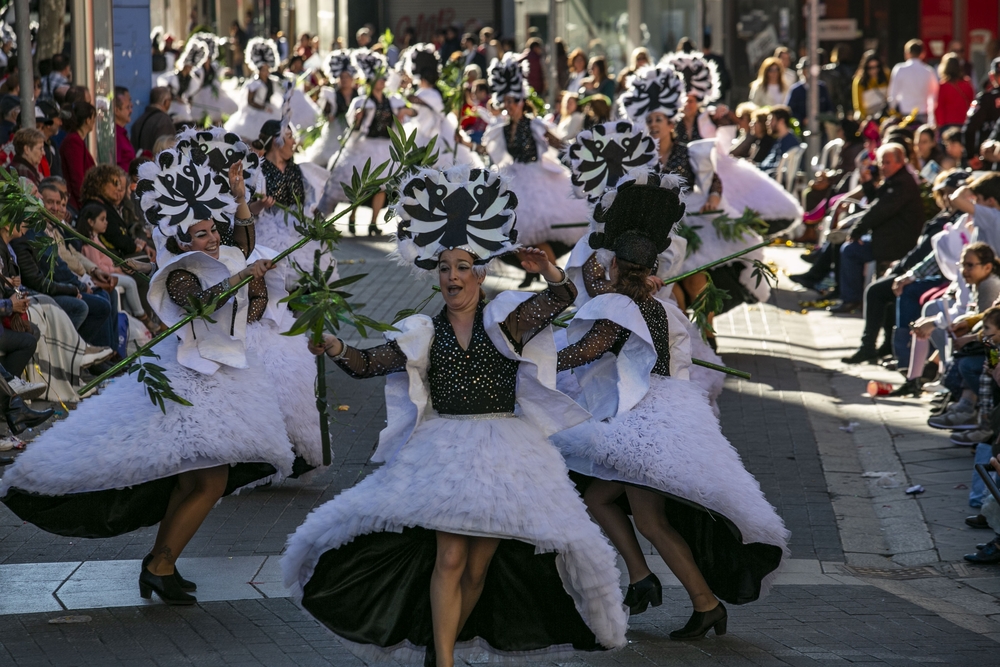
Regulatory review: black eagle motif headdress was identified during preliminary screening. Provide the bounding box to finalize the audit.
[352,48,388,84]
[659,51,721,104]
[323,49,355,80]
[136,151,237,239]
[174,126,264,202]
[393,166,519,271]
[617,64,687,125]
[487,52,528,106]
[245,37,279,74]
[589,169,686,269]
[567,121,658,201]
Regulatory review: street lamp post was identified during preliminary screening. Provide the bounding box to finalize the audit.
[14,0,34,128]
[806,0,820,162]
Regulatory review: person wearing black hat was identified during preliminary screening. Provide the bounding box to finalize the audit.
[962,57,1000,170]
[553,170,787,640]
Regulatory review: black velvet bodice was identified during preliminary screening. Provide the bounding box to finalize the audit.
[428,303,518,415]
[506,117,538,164]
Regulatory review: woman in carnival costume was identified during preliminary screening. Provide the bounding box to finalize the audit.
[553,170,789,638]
[284,165,627,667]
[0,151,301,607]
[157,37,210,125]
[482,53,591,285]
[299,49,356,166]
[397,44,482,170]
[224,37,282,141]
[186,32,240,123]
[563,117,726,404]
[325,48,406,236]
[659,51,723,144]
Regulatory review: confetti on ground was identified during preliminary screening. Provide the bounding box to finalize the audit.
[337,405,350,411]
[48,616,91,624]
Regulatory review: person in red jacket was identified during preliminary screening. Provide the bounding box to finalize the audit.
[936,53,974,130]
[58,101,96,210]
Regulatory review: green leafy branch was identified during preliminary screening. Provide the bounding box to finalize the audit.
[663,240,770,287]
[128,349,193,413]
[689,276,729,341]
[674,222,702,258]
[710,208,769,243]
[392,285,441,323]
[750,259,777,290]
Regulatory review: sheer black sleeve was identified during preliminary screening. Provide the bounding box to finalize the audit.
[334,340,408,378]
[557,319,626,371]
[230,219,255,259]
[166,269,232,310]
[582,253,613,297]
[500,280,578,347]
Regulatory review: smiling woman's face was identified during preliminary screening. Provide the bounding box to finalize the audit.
[438,248,484,311]
[185,219,221,258]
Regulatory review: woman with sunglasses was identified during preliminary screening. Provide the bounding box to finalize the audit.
[853,51,891,120]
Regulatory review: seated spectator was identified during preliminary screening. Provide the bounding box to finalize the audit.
[555,92,584,141]
[579,56,615,102]
[130,87,175,159]
[731,106,775,164]
[942,126,967,169]
[749,57,787,107]
[79,164,155,265]
[914,124,946,180]
[36,100,63,178]
[831,143,925,313]
[459,79,489,145]
[9,128,45,186]
[113,86,136,172]
[614,47,650,97]
[964,456,1000,563]
[759,105,799,175]
[59,101,97,210]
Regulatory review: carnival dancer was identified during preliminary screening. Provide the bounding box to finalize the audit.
[186,32,240,123]
[284,165,627,667]
[483,53,591,286]
[0,155,299,606]
[280,66,321,132]
[563,117,726,403]
[157,37,209,125]
[224,37,282,141]
[299,49,356,166]
[553,171,789,638]
[659,50,723,144]
[326,48,406,236]
[397,44,482,170]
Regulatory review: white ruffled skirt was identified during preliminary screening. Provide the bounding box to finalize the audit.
[679,219,770,308]
[324,135,394,203]
[299,116,348,166]
[282,413,627,663]
[224,104,280,142]
[254,207,338,283]
[553,374,789,603]
[502,162,591,247]
[0,337,296,538]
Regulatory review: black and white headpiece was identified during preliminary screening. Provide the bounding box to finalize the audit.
[136,151,237,240]
[174,126,264,202]
[589,169,686,269]
[276,80,295,147]
[323,49,355,80]
[568,121,658,201]
[150,26,165,51]
[393,166,519,271]
[190,32,221,62]
[246,37,279,74]
[487,52,528,106]
[660,51,720,104]
[402,43,440,83]
[0,23,15,46]
[178,38,209,70]
[617,64,686,124]
[94,48,112,82]
[352,48,388,84]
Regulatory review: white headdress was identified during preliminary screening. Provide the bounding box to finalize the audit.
[659,51,720,104]
[393,166,519,271]
[1,23,16,46]
[277,81,295,147]
[150,26,165,51]
[245,37,280,74]
[136,151,237,240]
[617,64,687,124]
[94,48,113,82]
[178,38,210,71]
[323,49,355,80]
[567,120,658,201]
[352,48,388,84]
[173,126,265,202]
[402,43,440,83]
[487,52,528,106]
[190,32,221,62]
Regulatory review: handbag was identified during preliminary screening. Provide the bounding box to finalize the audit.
[0,275,30,333]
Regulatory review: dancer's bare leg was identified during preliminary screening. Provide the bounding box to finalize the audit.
[626,487,718,612]
[457,536,501,631]
[585,480,651,583]
[370,191,387,231]
[430,531,469,667]
[148,466,228,576]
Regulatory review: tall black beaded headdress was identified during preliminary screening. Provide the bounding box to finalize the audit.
[659,51,721,104]
[393,166,519,271]
[567,120,658,201]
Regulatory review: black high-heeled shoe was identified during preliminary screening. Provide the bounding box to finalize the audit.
[4,395,55,435]
[347,216,356,235]
[669,602,727,640]
[368,222,380,237]
[623,573,662,615]
[139,566,196,605]
[142,554,196,592]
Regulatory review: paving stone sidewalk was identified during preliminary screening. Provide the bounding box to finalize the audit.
[2,240,1000,664]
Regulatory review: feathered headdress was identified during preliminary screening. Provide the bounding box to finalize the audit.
[245,37,279,74]
[190,32,221,62]
[277,80,295,146]
[660,51,720,104]
[323,49,355,80]
[568,121,658,201]
[402,43,441,83]
[178,38,210,71]
[393,166,519,271]
[135,151,237,240]
[173,126,264,202]
[617,64,687,124]
[589,169,686,269]
[352,48,388,84]
[0,23,15,46]
[150,26,165,51]
[487,52,528,106]
[94,48,112,82]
